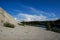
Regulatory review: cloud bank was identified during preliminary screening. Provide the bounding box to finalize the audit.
[14,7,57,22]
[17,13,47,21]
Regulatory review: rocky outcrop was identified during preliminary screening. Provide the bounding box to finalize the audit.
[0,7,18,27]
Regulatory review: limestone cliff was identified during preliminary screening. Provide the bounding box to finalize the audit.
[0,7,18,26]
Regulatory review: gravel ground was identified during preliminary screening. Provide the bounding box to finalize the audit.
[0,25,60,40]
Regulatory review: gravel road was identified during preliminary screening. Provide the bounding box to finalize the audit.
[0,25,60,40]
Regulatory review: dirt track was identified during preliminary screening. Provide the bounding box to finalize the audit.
[0,25,60,40]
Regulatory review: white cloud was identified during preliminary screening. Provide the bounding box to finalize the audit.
[15,17,17,20]
[17,13,47,21]
[29,7,56,17]
[13,7,57,21]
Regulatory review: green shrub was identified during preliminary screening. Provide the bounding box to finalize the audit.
[51,27,60,33]
[18,23,22,25]
[4,22,14,28]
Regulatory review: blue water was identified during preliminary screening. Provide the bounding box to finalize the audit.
[36,25,46,28]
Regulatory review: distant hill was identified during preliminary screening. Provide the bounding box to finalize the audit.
[21,19,60,28]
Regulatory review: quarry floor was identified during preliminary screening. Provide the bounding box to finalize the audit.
[0,25,60,40]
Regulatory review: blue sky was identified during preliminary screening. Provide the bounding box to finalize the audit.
[0,0,60,21]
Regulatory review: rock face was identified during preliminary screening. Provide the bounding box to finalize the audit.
[0,7,18,26]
